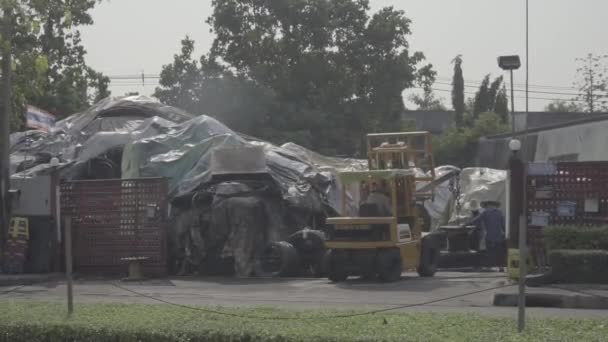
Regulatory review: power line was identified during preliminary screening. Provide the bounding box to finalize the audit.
[105,73,605,95]
[434,81,608,98]
[435,76,584,92]
[419,87,591,103]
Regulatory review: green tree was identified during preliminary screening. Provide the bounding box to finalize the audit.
[574,53,608,113]
[451,55,465,127]
[409,64,446,111]
[154,37,204,115]
[198,0,432,155]
[1,0,109,131]
[435,112,508,167]
[544,100,583,112]
[494,85,509,122]
[471,74,508,123]
[472,75,491,118]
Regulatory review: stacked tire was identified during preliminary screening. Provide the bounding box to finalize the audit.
[255,229,326,278]
[255,241,300,277]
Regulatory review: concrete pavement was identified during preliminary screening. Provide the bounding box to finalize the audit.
[2,271,607,319]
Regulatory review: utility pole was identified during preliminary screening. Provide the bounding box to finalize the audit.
[0,7,13,257]
[510,70,515,133]
[589,59,594,113]
[65,217,74,316]
[518,0,530,333]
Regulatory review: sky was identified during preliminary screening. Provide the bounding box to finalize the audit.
[80,0,608,112]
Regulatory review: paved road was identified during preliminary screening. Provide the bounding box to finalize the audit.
[2,271,607,319]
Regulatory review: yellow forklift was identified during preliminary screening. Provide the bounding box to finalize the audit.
[324,169,441,281]
[323,132,442,282]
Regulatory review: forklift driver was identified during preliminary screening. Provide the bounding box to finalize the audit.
[363,181,392,216]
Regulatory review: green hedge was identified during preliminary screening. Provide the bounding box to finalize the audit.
[544,226,608,250]
[548,249,608,284]
[1,302,607,341]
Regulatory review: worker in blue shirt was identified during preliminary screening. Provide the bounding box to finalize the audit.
[469,201,506,272]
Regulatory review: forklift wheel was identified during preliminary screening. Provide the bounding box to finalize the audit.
[324,250,348,282]
[377,250,402,282]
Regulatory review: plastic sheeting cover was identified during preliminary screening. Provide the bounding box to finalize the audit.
[424,165,460,231]
[9,96,190,178]
[122,115,333,212]
[450,167,506,223]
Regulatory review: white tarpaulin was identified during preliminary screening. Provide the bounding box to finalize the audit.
[450,168,507,224]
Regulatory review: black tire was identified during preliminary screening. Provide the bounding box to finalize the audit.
[323,250,348,282]
[286,229,326,251]
[377,249,402,282]
[255,241,300,277]
[286,229,326,277]
[418,242,439,277]
[415,204,432,233]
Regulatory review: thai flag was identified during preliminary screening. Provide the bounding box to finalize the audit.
[25,105,56,132]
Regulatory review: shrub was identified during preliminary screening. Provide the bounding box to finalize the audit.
[544,226,608,250]
[548,249,608,284]
[1,301,608,341]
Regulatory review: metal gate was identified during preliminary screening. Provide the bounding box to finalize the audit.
[526,161,608,267]
[60,178,168,276]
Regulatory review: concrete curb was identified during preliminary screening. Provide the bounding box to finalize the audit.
[0,273,62,287]
[493,292,608,310]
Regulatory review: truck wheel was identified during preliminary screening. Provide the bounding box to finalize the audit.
[417,243,439,277]
[324,250,348,282]
[255,241,300,277]
[377,250,402,282]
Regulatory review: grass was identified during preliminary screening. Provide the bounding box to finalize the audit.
[0,301,606,341]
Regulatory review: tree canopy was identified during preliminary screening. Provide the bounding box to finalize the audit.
[544,100,583,113]
[409,64,446,111]
[451,55,465,127]
[156,0,433,156]
[431,57,510,166]
[574,53,608,113]
[1,0,109,131]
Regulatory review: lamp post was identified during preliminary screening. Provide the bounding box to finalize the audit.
[498,55,521,133]
[507,138,526,333]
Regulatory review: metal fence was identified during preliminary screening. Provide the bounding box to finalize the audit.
[526,161,608,266]
[60,178,168,276]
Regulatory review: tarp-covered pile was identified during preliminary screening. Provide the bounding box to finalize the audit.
[9,96,370,276]
[9,96,507,276]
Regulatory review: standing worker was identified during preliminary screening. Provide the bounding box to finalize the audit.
[468,201,506,272]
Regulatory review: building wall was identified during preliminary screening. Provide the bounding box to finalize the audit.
[535,120,608,162]
[477,115,608,168]
[402,110,591,136]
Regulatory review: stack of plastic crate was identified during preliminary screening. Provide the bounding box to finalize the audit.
[3,217,29,274]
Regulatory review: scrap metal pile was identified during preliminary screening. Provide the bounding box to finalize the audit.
[9,96,506,276]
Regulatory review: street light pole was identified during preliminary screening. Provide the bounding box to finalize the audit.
[518,0,530,333]
[510,70,515,133]
[497,55,520,133]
